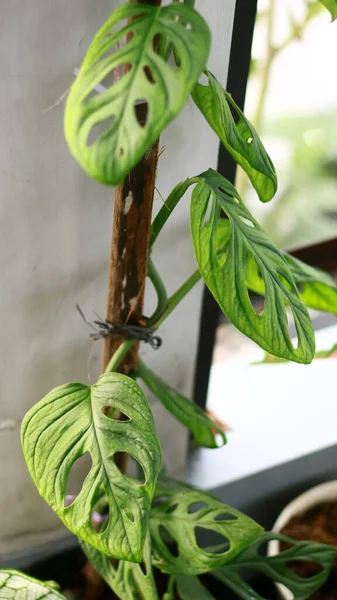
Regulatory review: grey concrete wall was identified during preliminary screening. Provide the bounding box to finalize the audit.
[0,0,235,555]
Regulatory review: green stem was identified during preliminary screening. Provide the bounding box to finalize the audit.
[150,177,199,247]
[132,570,159,600]
[163,575,176,600]
[147,257,168,326]
[153,269,201,328]
[105,340,135,373]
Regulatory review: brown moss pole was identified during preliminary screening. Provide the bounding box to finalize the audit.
[102,1,161,377]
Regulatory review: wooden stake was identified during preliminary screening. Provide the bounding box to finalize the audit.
[102,0,161,376]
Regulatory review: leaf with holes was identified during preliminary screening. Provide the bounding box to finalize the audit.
[0,571,66,599]
[136,359,226,449]
[81,535,159,600]
[192,71,277,203]
[211,532,337,600]
[245,251,337,316]
[191,169,315,364]
[65,2,210,185]
[149,489,263,576]
[320,0,337,20]
[21,372,162,562]
[176,576,215,599]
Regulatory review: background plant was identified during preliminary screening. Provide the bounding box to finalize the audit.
[2,0,337,598]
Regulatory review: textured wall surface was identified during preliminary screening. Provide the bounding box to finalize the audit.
[0,0,235,555]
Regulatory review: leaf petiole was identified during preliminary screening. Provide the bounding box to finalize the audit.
[147,258,168,326]
[153,270,201,328]
[105,340,135,374]
[150,177,200,247]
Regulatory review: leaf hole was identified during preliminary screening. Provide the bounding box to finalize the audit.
[188,502,208,514]
[65,452,92,507]
[166,503,178,514]
[216,219,231,267]
[239,216,255,228]
[152,496,169,507]
[285,560,324,579]
[198,72,209,86]
[217,186,240,204]
[202,194,214,227]
[123,507,135,523]
[134,100,149,127]
[247,137,253,144]
[195,527,230,554]
[214,512,238,522]
[159,525,179,558]
[257,539,270,557]
[228,102,240,124]
[91,495,110,533]
[246,257,265,314]
[143,65,156,84]
[286,308,299,350]
[102,405,130,420]
[118,454,146,485]
[87,117,116,147]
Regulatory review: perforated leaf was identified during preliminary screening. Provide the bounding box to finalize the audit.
[191,169,315,364]
[21,372,162,562]
[320,0,337,20]
[0,571,66,600]
[192,71,277,203]
[149,488,263,576]
[177,576,215,599]
[65,2,210,185]
[137,359,226,449]
[211,532,337,600]
[81,535,159,600]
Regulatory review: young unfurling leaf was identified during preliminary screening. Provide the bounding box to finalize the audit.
[191,169,315,364]
[21,373,161,562]
[65,2,210,185]
[0,571,66,599]
[192,71,277,203]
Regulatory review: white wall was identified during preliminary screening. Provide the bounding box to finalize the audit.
[0,0,235,555]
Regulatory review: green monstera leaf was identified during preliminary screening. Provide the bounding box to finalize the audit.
[21,372,162,562]
[149,487,263,576]
[320,0,337,20]
[0,571,66,599]
[136,359,226,449]
[65,2,210,185]
[192,71,277,203]
[191,169,315,364]
[211,532,337,600]
[81,535,159,600]
[217,219,337,315]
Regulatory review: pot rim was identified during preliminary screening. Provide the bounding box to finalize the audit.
[268,480,337,600]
